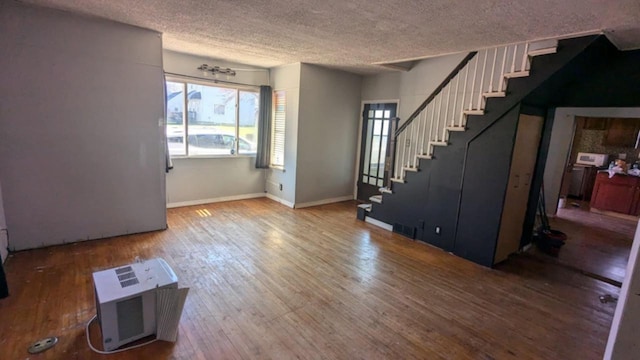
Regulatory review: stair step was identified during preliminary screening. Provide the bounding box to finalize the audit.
[417,154,433,159]
[379,187,392,194]
[483,91,506,98]
[528,47,557,57]
[463,109,484,116]
[404,166,419,172]
[504,71,530,79]
[430,141,448,147]
[390,177,405,183]
[369,195,382,204]
[358,203,372,212]
[446,126,466,132]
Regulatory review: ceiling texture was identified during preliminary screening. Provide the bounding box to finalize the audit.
[19,0,640,74]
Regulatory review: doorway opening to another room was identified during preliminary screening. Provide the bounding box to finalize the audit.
[536,112,640,286]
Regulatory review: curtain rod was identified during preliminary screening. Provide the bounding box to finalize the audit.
[163,72,266,88]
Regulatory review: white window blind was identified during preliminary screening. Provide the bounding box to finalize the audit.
[271,90,286,167]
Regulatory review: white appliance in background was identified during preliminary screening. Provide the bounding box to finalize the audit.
[576,152,609,167]
[92,258,188,352]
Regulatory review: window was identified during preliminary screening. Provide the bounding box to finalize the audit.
[165,79,259,157]
[271,90,286,167]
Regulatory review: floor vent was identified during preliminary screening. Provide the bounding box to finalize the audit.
[393,223,416,239]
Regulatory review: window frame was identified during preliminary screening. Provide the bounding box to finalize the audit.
[165,75,260,159]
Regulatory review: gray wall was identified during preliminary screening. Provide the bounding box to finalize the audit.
[163,50,268,206]
[267,63,301,207]
[0,182,6,263]
[544,107,640,215]
[296,64,362,205]
[163,50,269,86]
[0,2,167,251]
[361,52,468,123]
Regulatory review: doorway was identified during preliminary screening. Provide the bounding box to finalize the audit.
[536,112,640,285]
[357,103,397,202]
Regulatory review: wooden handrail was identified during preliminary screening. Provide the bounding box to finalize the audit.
[394,52,477,138]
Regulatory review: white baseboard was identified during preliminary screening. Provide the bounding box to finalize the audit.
[167,193,266,209]
[295,195,354,209]
[365,216,393,231]
[265,193,295,208]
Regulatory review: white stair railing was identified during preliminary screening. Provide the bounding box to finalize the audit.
[390,39,557,183]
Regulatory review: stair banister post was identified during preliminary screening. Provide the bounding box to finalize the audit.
[476,50,489,110]
[469,56,479,110]
[419,107,427,155]
[442,83,452,141]
[389,116,399,186]
[521,42,530,71]
[498,46,507,92]
[452,71,460,128]
[488,47,497,93]
[459,66,469,127]
[510,44,518,73]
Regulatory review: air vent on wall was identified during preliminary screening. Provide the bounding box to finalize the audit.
[393,223,416,239]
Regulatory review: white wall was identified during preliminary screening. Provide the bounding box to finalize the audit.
[544,107,640,215]
[267,63,301,207]
[0,181,7,263]
[296,64,362,206]
[361,52,469,123]
[0,2,167,251]
[163,50,269,206]
[605,219,640,359]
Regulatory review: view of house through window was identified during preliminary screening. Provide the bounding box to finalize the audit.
[166,79,259,157]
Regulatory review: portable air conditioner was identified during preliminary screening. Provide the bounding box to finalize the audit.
[92,258,188,352]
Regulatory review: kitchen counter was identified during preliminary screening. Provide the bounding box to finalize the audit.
[597,169,640,177]
[590,172,640,218]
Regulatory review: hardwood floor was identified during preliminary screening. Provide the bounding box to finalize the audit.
[531,200,635,284]
[0,198,619,359]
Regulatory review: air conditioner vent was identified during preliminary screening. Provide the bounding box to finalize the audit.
[118,272,136,281]
[115,266,139,288]
[115,266,133,275]
[120,278,139,288]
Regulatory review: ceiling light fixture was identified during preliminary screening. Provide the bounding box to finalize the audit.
[197,64,236,77]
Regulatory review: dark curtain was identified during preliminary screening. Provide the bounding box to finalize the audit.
[0,260,8,299]
[255,85,272,169]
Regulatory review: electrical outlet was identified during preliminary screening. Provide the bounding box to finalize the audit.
[435,226,441,235]
[279,183,283,191]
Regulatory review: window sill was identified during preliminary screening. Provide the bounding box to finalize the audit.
[270,165,286,172]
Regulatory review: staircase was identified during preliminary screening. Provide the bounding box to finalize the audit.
[359,35,607,264]
[389,39,557,185]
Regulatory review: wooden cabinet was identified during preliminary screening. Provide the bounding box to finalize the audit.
[591,173,640,215]
[603,118,640,147]
[583,117,607,130]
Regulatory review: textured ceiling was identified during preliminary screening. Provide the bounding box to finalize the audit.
[19,0,640,74]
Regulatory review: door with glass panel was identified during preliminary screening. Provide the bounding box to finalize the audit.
[357,103,397,201]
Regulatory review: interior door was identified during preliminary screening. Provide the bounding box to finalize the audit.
[357,103,397,202]
[494,114,544,264]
